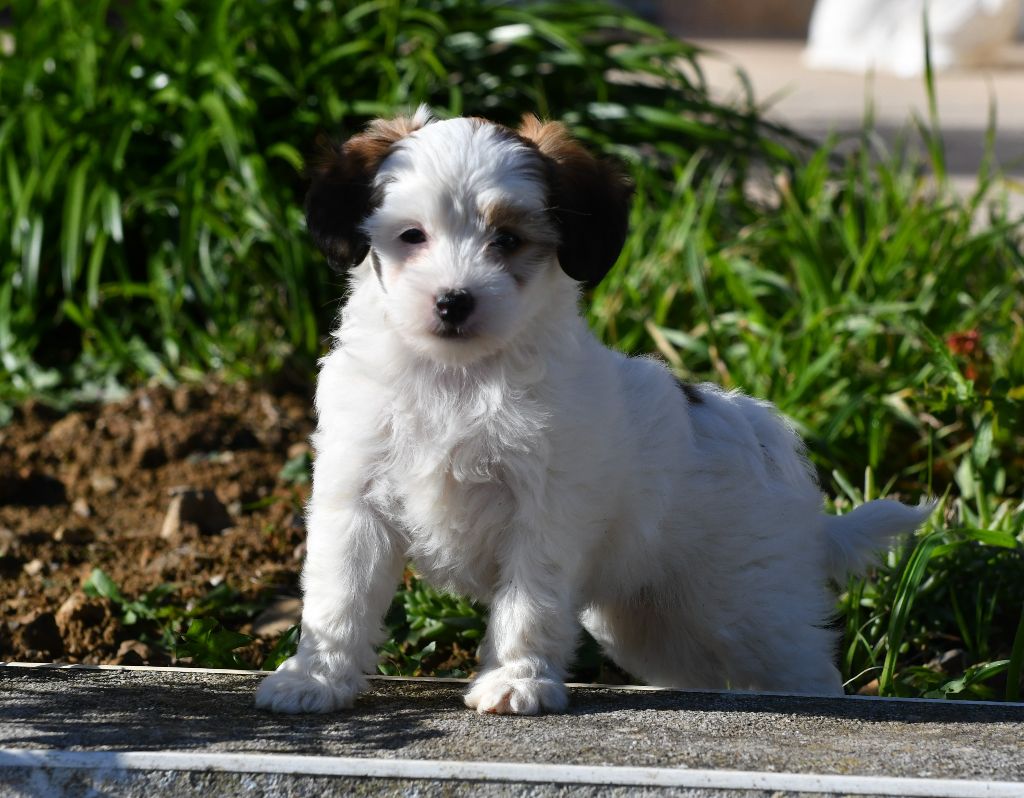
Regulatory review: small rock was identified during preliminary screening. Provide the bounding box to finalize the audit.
[0,526,16,556]
[158,503,189,541]
[145,548,191,577]
[45,413,88,456]
[161,488,233,537]
[252,596,302,638]
[97,413,131,441]
[56,592,118,658]
[287,441,311,460]
[171,386,194,414]
[23,558,44,577]
[72,497,92,518]
[928,648,966,675]
[259,394,282,427]
[90,473,119,495]
[131,423,167,469]
[857,678,880,696]
[114,639,153,666]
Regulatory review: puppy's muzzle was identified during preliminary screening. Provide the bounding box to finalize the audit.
[434,289,476,336]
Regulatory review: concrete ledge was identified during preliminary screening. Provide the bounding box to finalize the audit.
[1,664,1022,797]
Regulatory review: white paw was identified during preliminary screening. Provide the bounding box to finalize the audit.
[464,668,568,715]
[255,658,364,714]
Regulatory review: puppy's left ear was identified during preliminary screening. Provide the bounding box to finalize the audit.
[518,116,634,287]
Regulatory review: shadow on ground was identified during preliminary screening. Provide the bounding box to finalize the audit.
[2,666,1022,781]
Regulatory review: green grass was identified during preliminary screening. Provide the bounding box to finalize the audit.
[0,0,792,410]
[2,0,1023,698]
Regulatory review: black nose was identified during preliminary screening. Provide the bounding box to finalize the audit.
[435,290,475,327]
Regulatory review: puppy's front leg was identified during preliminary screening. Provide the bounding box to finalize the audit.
[465,548,578,715]
[255,500,403,713]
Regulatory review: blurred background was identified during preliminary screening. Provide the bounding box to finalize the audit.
[635,0,1024,212]
[0,0,1022,701]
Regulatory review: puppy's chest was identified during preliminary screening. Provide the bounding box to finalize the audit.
[379,389,546,595]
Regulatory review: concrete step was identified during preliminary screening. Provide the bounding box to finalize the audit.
[1,663,1023,796]
[699,40,1024,185]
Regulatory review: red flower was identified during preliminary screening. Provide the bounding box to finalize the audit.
[945,329,980,357]
[945,329,982,381]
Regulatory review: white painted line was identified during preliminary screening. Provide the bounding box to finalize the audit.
[4,661,1024,708]
[0,661,469,682]
[1,661,262,676]
[0,749,1019,797]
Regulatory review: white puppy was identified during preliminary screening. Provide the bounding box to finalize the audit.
[255,107,930,715]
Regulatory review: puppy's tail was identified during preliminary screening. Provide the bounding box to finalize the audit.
[824,499,936,580]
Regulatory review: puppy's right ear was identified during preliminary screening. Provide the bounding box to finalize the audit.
[305,110,430,269]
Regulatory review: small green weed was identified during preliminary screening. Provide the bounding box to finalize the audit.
[262,624,300,672]
[175,618,253,670]
[82,567,294,669]
[278,450,313,485]
[378,572,485,677]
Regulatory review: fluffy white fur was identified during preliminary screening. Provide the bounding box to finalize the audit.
[255,108,931,715]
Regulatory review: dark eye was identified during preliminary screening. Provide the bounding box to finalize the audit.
[399,228,427,244]
[491,230,521,253]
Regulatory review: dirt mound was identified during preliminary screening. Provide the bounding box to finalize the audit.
[0,381,313,666]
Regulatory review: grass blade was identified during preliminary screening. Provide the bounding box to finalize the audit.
[60,159,90,293]
[879,531,944,696]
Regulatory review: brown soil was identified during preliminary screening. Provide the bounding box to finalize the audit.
[0,381,313,667]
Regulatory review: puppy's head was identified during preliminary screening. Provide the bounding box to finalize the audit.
[306,106,633,364]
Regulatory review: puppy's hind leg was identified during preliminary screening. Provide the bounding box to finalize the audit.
[580,592,730,690]
[716,605,846,696]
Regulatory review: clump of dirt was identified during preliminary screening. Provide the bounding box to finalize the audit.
[0,381,313,666]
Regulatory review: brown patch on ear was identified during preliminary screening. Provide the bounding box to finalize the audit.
[518,115,634,287]
[305,114,426,270]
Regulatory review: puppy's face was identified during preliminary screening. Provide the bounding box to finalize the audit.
[305,108,633,366]
[363,118,560,364]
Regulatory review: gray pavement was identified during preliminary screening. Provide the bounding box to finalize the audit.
[699,41,1024,134]
[1,664,1022,796]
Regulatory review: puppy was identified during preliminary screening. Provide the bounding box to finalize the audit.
[255,107,930,715]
